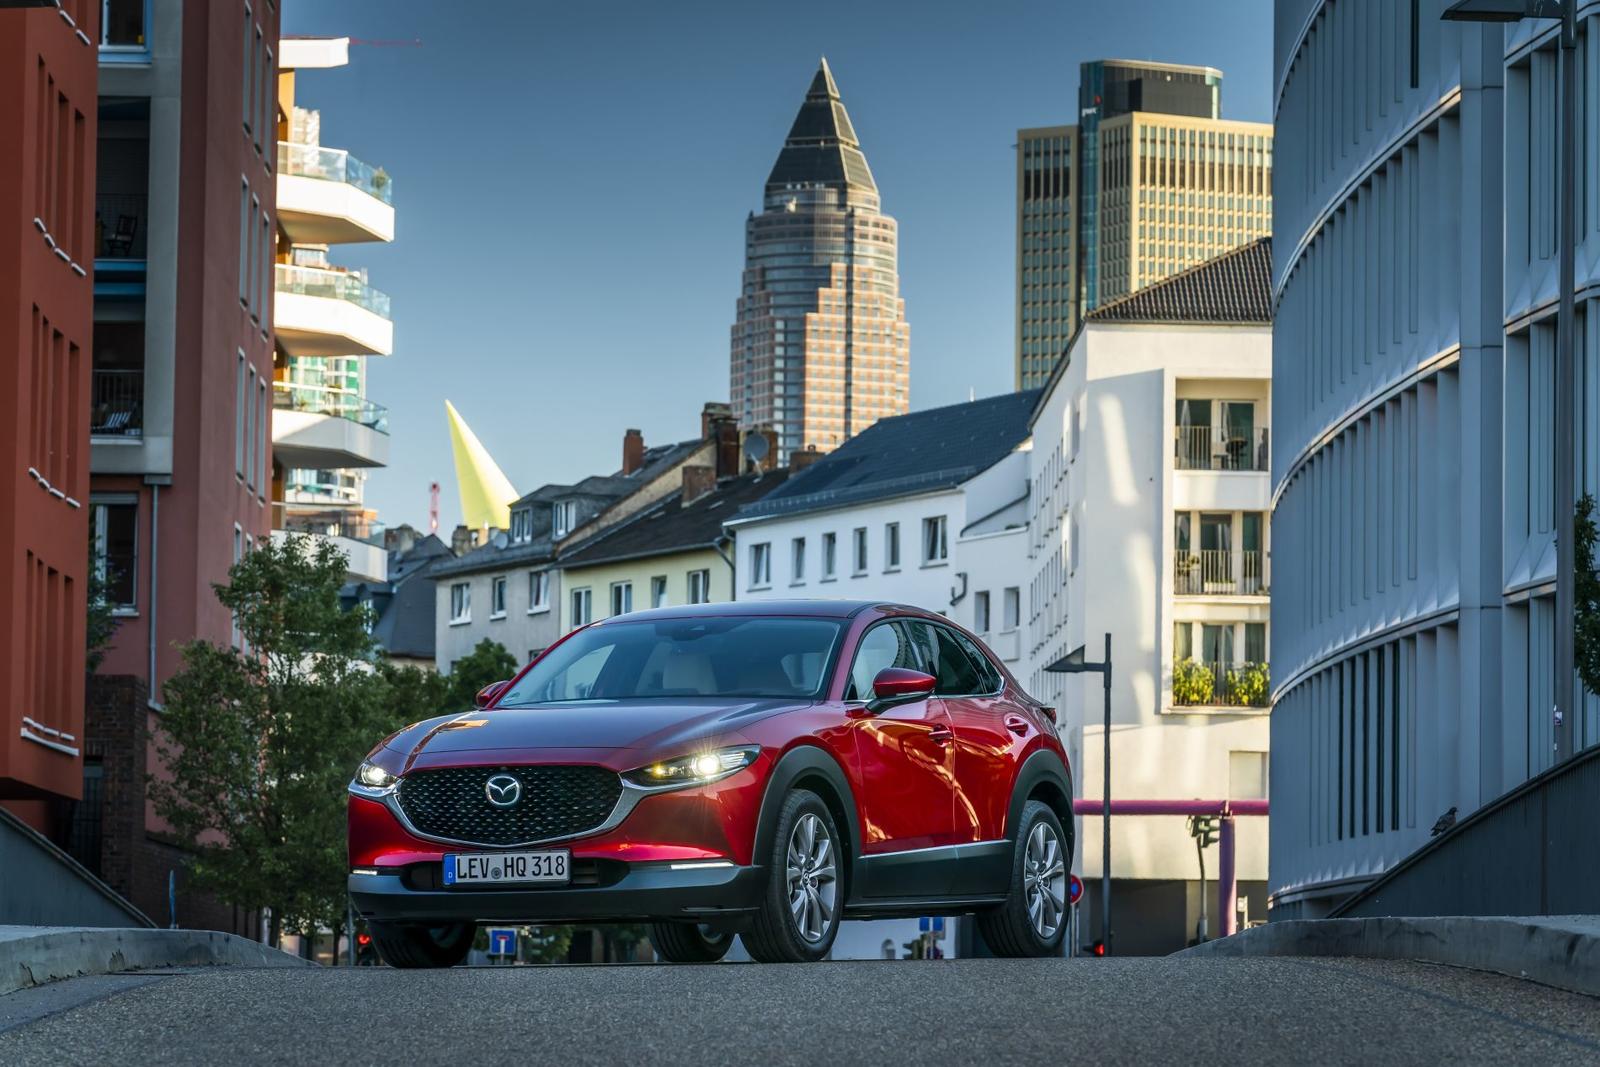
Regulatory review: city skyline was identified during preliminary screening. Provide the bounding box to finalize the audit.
[279,0,1274,531]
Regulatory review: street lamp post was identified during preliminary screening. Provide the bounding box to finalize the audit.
[1047,633,1113,955]
[1443,1,1579,762]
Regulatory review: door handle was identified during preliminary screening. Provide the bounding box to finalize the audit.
[928,724,954,745]
[1003,714,1030,737]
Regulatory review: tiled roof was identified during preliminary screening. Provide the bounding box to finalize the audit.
[733,391,1039,522]
[561,470,792,567]
[1087,238,1272,325]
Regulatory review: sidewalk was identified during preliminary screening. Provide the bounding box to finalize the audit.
[0,926,313,995]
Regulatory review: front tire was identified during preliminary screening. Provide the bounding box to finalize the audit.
[650,922,735,963]
[742,789,842,962]
[369,920,476,968]
[977,800,1069,958]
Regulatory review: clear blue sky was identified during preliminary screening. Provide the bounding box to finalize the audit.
[282,0,1274,532]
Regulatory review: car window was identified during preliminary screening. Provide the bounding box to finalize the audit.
[845,621,919,701]
[923,624,987,695]
[949,629,1003,693]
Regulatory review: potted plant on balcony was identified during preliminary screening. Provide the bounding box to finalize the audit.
[1172,658,1214,706]
[1225,661,1271,707]
[371,167,390,197]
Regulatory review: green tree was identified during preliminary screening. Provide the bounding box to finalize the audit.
[149,534,405,945]
[443,638,519,709]
[85,539,120,674]
[1577,495,1600,697]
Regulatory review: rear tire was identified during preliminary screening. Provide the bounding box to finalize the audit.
[977,800,1069,958]
[649,922,735,963]
[742,789,842,963]
[369,920,476,968]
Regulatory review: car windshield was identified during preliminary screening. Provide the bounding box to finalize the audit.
[496,616,844,705]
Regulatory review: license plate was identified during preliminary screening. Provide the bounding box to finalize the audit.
[442,850,570,887]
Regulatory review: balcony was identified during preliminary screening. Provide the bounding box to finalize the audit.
[90,369,143,438]
[1171,659,1271,710]
[1175,426,1269,472]
[270,383,389,470]
[271,521,387,584]
[273,264,393,358]
[276,142,396,245]
[1174,549,1267,596]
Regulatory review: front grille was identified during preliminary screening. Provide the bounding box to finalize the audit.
[395,765,622,847]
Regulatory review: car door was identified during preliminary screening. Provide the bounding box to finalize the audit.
[843,619,958,897]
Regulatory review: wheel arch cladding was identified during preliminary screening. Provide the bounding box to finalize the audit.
[1009,749,1074,851]
[753,744,861,894]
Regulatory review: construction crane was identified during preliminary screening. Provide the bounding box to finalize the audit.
[429,482,440,534]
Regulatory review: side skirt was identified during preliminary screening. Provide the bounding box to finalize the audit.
[848,840,1012,906]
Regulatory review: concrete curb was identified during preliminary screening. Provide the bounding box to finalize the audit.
[0,925,315,996]
[1177,915,1600,997]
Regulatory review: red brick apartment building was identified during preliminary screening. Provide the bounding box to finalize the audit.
[0,1,99,848]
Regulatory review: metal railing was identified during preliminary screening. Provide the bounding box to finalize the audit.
[90,368,143,437]
[276,512,387,545]
[1171,659,1271,708]
[96,192,148,258]
[274,263,392,319]
[1175,425,1269,472]
[273,382,389,433]
[277,141,394,205]
[1174,549,1266,595]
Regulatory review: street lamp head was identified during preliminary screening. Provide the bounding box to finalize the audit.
[1441,0,1562,21]
[1046,645,1094,674]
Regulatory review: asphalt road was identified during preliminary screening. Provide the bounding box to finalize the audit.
[2,955,1598,1065]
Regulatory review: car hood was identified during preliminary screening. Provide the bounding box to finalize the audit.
[382,698,809,769]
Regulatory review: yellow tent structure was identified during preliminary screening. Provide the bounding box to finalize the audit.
[445,400,518,531]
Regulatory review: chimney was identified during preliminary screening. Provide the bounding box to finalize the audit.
[754,427,779,472]
[622,428,645,475]
[384,523,419,555]
[681,464,716,504]
[701,401,732,439]
[789,446,823,472]
[450,523,475,557]
[714,418,740,478]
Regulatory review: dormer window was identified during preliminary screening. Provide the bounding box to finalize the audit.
[510,508,531,543]
[553,500,578,539]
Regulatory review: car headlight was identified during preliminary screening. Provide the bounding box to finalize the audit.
[624,747,759,789]
[350,759,399,796]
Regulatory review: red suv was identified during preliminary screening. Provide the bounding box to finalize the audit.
[348,600,1072,965]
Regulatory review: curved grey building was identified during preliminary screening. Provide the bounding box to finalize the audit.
[731,59,909,461]
[1269,1,1594,917]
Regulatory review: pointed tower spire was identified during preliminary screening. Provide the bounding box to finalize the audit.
[808,56,839,99]
[766,58,874,197]
[445,400,518,531]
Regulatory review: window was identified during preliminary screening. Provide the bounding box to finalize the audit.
[528,570,549,612]
[91,499,138,612]
[238,179,250,306]
[570,587,593,628]
[101,0,146,49]
[748,543,771,589]
[231,524,243,648]
[852,527,867,575]
[846,621,919,701]
[904,621,990,696]
[973,591,991,634]
[651,575,668,609]
[510,509,531,543]
[922,516,948,564]
[688,569,711,604]
[490,576,507,618]
[821,533,837,580]
[1245,622,1266,664]
[1002,587,1020,630]
[884,522,900,570]
[553,500,578,539]
[610,581,633,617]
[791,537,806,583]
[449,582,471,624]
[244,366,257,490]
[234,352,246,477]
[1228,750,1268,800]
[1174,622,1194,661]
[242,4,255,139]
[256,379,268,494]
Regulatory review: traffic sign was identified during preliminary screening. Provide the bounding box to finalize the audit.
[917,916,946,939]
[487,927,518,957]
[1068,874,1084,907]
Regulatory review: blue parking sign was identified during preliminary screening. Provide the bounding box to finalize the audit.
[488,928,518,957]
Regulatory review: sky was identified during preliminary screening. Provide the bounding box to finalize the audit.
[281,0,1275,532]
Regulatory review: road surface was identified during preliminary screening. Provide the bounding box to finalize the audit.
[1,955,1596,1064]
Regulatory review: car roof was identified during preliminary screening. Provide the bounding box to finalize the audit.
[591,599,894,624]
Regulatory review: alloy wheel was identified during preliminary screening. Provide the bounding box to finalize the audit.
[1023,821,1067,939]
[785,812,837,943]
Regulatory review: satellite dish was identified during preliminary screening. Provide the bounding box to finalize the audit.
[743,433,770,464]
[491,531,509,549]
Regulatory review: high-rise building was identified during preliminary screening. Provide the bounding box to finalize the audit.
[1016,61,1272,391]
[271,36,395,585]
[83,0,279,933]
[731,59,909,462]
[0,1,98,845]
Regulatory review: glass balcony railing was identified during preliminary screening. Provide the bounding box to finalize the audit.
[274,263,391,319]
[277,141,394,205]
[273,381,389,433]
[275,511,387,546]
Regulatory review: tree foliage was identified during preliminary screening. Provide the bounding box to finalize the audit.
[443,638,520,708]
[1577,495,1600,697]
[85,537,120,674]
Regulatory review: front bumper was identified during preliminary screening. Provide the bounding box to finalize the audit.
[348,860,767,925]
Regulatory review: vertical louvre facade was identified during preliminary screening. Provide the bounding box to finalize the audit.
[731,60,909,462]
[1269,0,1596,918]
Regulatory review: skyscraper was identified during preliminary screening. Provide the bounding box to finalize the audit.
[1016,61,1272,391]
[731,59,909,462]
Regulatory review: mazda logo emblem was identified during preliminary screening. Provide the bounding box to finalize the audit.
[484,774,522,809]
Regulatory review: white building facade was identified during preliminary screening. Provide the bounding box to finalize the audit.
[1023,241,1274,953]
[1267,2,1599,918]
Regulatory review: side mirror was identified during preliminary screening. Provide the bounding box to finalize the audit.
[474,680,512,708]
[866,667,936,714]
